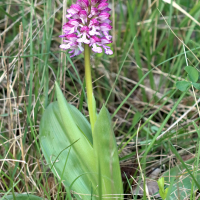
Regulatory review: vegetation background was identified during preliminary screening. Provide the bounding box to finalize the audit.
[0,0,200,199]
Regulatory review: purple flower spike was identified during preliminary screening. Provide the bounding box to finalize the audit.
[60,0,113,56]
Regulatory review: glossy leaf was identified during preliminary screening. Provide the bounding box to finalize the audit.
[93,105,123,199]
[176,81,190,91]
[185,66,198,83]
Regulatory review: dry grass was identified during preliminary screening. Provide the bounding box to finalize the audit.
[1,0,200,199]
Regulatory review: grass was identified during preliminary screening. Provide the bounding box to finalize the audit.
[1,0,200,199]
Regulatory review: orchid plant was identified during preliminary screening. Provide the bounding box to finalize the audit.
[39,0,123,199]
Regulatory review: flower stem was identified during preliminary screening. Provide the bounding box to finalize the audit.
[84,44,95,131]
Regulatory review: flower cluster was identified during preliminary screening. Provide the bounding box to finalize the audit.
[60,0,113,57]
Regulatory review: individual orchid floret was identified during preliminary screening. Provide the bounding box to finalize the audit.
[88,7,98,18]
[60,34,83,57]
[59,0,113,56]
[66,4,82,18]
[77,0,89,9]
[79,10,88,23]
[98,3,109,10]
[77,26,90,44]
[98,12,110,22]
[90,36,102,53]
[101,36,113,55]
[62,19,81,34]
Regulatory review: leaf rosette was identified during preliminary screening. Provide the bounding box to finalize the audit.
[39,82,123,199]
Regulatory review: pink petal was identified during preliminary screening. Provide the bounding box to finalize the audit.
[98,12,110,21]
[98,2,108,10]
[92,44,102,53]
[77,0,89,8]
[100,23,112,31]
[60,44,71,49]
[105,48,113,55]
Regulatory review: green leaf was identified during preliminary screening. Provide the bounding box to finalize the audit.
[185,66,199,82]
[92,93,98,125]
[68,104,93,144]
[157,177,164,193]
[93,106,123,199]
[176,81,191,91]
[158,177,168,200]
[3,194,43,200]
[192,82,200,90]
[39,82,98,199]
[162,151,200,199]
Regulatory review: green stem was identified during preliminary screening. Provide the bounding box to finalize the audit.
[84,44,95,131]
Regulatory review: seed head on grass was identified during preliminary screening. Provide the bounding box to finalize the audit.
[59,0,113,57]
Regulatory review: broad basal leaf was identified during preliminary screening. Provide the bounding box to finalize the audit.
[39,83,98,199]
[93,105,123,199]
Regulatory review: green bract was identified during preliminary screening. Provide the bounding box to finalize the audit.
[39,82,123,199]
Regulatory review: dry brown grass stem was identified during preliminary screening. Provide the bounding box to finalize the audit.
[136,121,151,200]
[6,51,14,153]
[18,22,29,192]
[1,0,11,54]
[60,0,67,87]
[152,0,159,64]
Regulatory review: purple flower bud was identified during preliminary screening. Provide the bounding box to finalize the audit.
[98,0,108,3]
[103,18,112,24]
[101,7,111,12]
[89,18,99,26]
[63,23,75,34]
[77,0,89,8]
[91,0,99,6]
[100,23,112,32]
[79,10,88,23]
[66,33,78,40]
[90,36,101,44]
[68,19,82,26]
[67,4,82,14]
[88,7,98,18]
[98,12,110,21]
[98,3,108,10]
[59,34,68,38]
[80,26,90,32]
[101,37,111,44]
